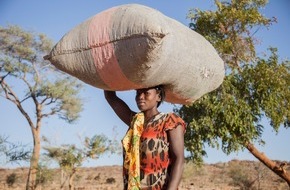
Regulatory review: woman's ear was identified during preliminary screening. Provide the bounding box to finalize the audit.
[157,94,161,101]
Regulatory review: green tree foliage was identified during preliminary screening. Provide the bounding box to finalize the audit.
[0,25,84,190]
[43,135,119,190]
[188,0,276,69]
[176,0,290,185]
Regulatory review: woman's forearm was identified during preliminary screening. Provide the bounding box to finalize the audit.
[103,90,134,126]
[167,157,184,190]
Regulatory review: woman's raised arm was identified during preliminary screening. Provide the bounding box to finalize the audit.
[104,90,136,126]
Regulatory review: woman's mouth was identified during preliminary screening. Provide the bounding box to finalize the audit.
[137,101,145,106]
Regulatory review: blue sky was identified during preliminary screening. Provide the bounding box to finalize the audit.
[0,0,289,167]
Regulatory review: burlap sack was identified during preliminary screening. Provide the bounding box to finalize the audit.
[44,4,224,105]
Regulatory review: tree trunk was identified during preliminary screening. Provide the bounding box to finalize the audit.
[246,142,290,187]
[69,170,76,190]
[60,169,66,190]
[26,129,41,190]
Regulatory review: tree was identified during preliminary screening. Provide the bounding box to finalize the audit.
[43,135,119,190]
[177,0,290,186]
[0,25,83,190]
[0,135,31,165]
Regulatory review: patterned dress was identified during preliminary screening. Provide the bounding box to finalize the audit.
[122,112,186,190]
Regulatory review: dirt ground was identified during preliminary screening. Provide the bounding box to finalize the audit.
[0,160,289,190]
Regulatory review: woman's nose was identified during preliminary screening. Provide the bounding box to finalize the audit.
[137,92,145,99]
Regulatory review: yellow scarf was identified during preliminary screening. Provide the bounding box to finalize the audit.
[122,112,144,190]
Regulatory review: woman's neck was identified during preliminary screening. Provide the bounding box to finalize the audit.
[143,109,160,123]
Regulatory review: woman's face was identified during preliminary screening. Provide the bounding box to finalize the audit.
[135,88,161,111]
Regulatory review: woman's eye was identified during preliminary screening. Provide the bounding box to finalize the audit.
[136,91,143,96]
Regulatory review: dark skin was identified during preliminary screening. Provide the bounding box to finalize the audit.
[104,89,184,190]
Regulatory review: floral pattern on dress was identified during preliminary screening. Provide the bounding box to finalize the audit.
[122,112,144,190]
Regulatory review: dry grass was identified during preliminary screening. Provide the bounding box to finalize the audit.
[0,160,289,190]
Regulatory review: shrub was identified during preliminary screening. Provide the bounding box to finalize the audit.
[182,162,207,180]
[94,174,100,181]
[228,162,254,190]
[106,177,116,184]
[6,173,17,187]
[36,165,53,185]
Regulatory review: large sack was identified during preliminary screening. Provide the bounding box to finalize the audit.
[44,4,225,105]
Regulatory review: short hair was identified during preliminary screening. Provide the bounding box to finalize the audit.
[155,85,165,107]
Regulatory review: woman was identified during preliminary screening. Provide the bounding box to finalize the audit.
[104,85,186,190]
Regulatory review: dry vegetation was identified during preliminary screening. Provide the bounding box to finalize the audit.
[0,160,289,190]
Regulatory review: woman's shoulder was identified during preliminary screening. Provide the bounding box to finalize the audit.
[165,112,183,120]
[163,112,186,131]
